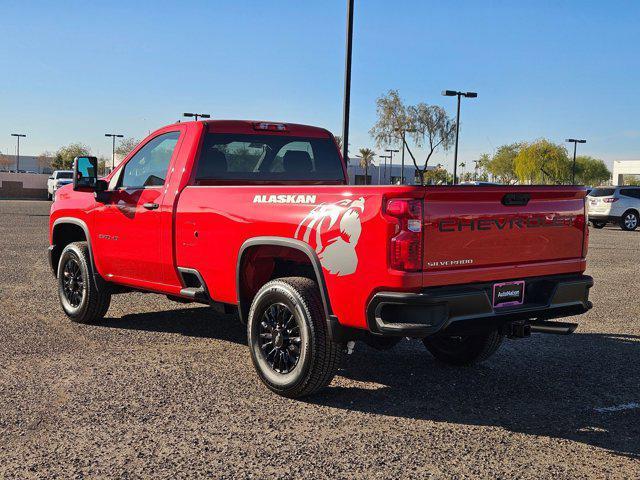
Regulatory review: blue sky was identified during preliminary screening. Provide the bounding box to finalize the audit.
[1,0,639,170]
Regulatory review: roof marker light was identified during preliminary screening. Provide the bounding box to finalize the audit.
[253,122,287,132]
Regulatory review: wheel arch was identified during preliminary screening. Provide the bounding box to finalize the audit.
[50,217,94,277]
[236,237,334,326]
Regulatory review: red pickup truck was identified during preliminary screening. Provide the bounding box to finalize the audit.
[49,120,593,397]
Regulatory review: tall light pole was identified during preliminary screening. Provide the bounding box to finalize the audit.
[378,154,391,184]
[341,0,355,164]
[183,112,211,122]
[473,159,481,181]
[566,138,586,184]
[385,148,399,185]
[442,90,477,184]
[10,134,26,172]
[105,133,124,171]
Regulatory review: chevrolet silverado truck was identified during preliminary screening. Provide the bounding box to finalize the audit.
[49,120,593,398]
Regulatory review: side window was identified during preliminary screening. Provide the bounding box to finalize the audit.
[119,132,180,189]
[620,188,640,199]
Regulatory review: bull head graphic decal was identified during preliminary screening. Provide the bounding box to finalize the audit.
[294,197,365,276]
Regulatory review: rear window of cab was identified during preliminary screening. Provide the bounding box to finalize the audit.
[194,134,345,184]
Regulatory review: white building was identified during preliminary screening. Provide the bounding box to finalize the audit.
[612,160,640,185]
[346,161,435,185]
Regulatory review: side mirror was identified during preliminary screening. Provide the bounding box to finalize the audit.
[73,156,98,191]
[48,176,54,180]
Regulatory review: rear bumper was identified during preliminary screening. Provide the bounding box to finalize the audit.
[588,214,618,223]
[366,274,593,337]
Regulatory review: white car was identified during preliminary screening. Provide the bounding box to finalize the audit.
[47,170,74,200]
[587,186,640,231]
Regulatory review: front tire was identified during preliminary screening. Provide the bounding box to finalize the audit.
[247,277,343,398]
[591,220,606,229]
[423,330,503,366]
[57,241,111,324]
[620,211,639,231]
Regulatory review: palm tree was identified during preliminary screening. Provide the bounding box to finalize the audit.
[358,148,376,185]
[459,162,466,180]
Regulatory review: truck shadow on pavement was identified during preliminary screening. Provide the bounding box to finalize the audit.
[312,332,640,459]
[95,307,247,345]
[96,308,639,459]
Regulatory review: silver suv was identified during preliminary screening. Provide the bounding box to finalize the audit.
[587,186,640,231]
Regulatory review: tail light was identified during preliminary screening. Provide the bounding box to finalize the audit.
[603,197,618,203]
[385,198,422,271]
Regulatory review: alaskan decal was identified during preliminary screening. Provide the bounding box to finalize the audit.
[295,197,365,276]
[253,194,316,204]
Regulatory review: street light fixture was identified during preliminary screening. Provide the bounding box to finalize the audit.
[565,138,586,184]
[183,113,211,121]
[10,134,26,172]
[105,133,124,171]
[394,128,417,184]
[442,90,478,184]
[385,148,399,184]
[378,154,391,184]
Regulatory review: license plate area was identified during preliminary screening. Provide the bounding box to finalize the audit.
[493,280,525,308]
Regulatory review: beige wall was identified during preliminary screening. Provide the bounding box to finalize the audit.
[0,172,49,199]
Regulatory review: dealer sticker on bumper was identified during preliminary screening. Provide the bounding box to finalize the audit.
[493,280,525,308]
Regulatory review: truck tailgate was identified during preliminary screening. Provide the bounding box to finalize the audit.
[422,186,587,275]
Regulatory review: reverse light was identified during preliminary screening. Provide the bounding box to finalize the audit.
[253,122,287,132]
[385,198,423,272]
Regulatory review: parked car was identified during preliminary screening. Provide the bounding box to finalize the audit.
[48,120,593,398]
[47,170,74,200]
[587,186,640,231]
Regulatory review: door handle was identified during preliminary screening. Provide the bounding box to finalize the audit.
[143,202,159,210]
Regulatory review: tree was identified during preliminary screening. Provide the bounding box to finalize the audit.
[476,153,492,181]
[370,90,456,184]
[115,137,140,158]
[407,103,456,174]
[459,162,466,178]
[369,90,409,150]
[358,148,375,185]
[52,143,91,170]
[0,152,13,171]
[36,151,54,173]
[514,139,570,184]
[484,143,521,184]
[423,165,451,185]
[334,135,349,164]
[97,156,110,176]
[574,156,611,186]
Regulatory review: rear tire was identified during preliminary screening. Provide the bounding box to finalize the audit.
[247,277,343,398]
[620,211,639,231]
[423,330,503,366]
[57,241,111,324]
[47,192,53,201]
[591,220,606,229]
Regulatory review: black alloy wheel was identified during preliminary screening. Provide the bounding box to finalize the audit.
[62,257,85,308]
[258,303,302,374]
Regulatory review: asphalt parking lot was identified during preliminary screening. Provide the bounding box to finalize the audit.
[0,199,638,479]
